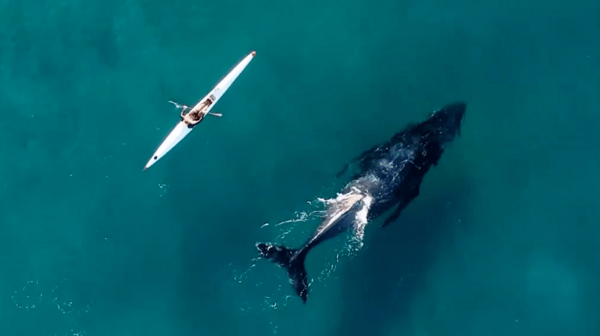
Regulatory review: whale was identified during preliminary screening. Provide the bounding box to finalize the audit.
[256,101,466,303]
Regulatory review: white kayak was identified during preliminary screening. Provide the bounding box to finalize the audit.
[144,50,256,170]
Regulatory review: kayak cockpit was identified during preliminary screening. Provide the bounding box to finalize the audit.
[182,96,215,127]
[191,96,214,115]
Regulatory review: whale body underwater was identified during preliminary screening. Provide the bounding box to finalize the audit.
[256,101,466,303]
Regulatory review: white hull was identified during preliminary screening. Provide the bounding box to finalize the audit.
[144,51,256,170]
[192,50,256,116]
[144,122,192,170]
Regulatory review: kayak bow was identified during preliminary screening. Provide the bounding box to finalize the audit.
[144,50,256,170]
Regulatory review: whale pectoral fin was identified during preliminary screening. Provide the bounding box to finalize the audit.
[336,131,407,179]
[335,143,387,178]
[381,187,421,228]
[381,204,404,228]
[335,163,351,178]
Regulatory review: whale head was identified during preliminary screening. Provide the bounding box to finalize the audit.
[425,101,466,144]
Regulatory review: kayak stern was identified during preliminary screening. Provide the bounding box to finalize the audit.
[144,121,193,170]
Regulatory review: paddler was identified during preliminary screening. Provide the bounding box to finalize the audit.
[181,107,205,128]
[179,97,222,128]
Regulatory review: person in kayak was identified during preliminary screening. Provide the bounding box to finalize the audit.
[181,107,205,128]
[173,96,222,128]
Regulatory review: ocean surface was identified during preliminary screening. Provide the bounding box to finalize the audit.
[1,0,599,335]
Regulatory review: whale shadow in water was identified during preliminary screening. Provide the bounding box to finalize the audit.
[334,173,473,336]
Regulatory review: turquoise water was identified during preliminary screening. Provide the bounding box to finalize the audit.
[1,0,599,335]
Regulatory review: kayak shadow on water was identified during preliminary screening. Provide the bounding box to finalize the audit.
[333,173,473,336]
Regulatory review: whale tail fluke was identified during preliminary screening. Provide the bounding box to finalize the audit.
[256,242,309,303]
